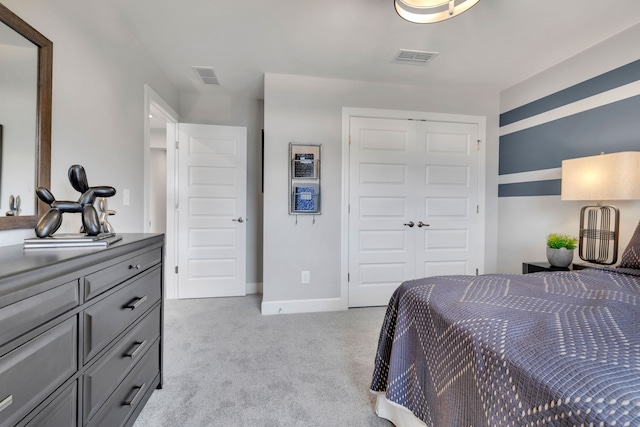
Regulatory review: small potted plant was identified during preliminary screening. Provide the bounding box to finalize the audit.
[546,233,578,268]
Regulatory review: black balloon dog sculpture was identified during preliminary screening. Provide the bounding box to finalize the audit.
[35,165,116,238]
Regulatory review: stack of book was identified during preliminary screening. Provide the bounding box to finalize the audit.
[24,233,122,249]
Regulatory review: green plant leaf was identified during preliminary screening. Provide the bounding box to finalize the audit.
[547,233,578,250]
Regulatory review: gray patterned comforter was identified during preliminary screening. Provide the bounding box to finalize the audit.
[371,268,640,426]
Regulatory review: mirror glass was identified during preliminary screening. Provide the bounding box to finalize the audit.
[0,20,38,217]
[0,3,52,231]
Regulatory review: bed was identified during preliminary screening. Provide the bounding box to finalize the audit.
[370,224,640,427]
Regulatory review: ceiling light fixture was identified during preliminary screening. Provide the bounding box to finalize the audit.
[395,0,480,24]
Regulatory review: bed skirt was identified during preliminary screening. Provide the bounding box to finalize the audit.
[372,391,427,427]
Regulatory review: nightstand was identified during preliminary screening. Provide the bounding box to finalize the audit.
[522,262,589,274]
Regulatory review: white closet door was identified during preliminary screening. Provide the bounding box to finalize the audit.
[348,117,481,307]
[348,117,418,307]
[177,123,247,299]
[414,121,480,279]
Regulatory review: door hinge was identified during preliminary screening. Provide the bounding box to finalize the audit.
[348,204,351,214]
[475,268,479,276]
[349,135,351,145]
[477,205,479,214]
[175,141,179,149]
[348,273,350,282]
[175,266,179,274]
[477,139,481,150]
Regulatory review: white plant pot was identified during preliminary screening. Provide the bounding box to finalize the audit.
[546,247,574,268]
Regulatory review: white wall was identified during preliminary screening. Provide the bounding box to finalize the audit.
[149,129,167,235]
[498,24,640,273]
[0,0,179,246]
[179,90,264,290]
[149,137,167,235]
[263,73,499,312]
[0,44,37,216]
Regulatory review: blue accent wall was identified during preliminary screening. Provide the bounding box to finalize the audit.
[500,59,640,127]
[498,180,561,198]
[500,95,640,175]
[498,60,640,197]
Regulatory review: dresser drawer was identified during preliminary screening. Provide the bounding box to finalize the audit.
[0,281,79,346]
[83,306,160,423]
[87,340,160,427]
[84,248,161,300]
[0,318,77,427]
[83,266,161,362]
[24,382,77,427]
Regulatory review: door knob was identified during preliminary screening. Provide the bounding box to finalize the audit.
[404,221,414,228]
[417,221,430,228]
[232,217,245,223]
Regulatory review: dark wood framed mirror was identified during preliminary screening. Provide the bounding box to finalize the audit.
[0,3,51,230]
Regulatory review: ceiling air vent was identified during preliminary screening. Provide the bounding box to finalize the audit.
[192,66,220,85]
[393,50,438,66]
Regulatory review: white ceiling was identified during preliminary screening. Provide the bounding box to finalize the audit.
[112,0,640,100]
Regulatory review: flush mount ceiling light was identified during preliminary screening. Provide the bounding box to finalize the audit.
[395,0,481,24]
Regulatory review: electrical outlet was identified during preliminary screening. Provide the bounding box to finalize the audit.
[301,271,310,284]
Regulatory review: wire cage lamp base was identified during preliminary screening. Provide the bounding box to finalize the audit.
[578,204,620,265]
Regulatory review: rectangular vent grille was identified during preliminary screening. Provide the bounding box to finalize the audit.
[393,50,438,66]
[193,66,220,85]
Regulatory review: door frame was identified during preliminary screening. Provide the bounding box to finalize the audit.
[144,84,179,299]
[340,107,487,309]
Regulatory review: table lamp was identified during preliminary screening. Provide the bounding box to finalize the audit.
[561,151,640,265]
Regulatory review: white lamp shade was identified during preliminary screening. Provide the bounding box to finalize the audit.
[561,151,640,201]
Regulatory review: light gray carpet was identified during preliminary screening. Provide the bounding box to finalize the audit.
[133,295,393,427]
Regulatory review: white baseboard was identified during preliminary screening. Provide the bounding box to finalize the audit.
[261,297,343,315]
[246,282,263,295]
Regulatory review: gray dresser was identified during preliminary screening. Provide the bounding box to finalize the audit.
[0,234,163,427]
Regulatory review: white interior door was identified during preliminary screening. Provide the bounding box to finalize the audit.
[348,117,480,307]
[348,117,418,307]
[177,123,247,299]
[414,121,480,278]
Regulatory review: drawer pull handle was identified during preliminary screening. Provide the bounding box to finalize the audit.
[129,264,141,270]
[0,395,12,413]
[126,295,148,310]
[123,383,146,407]
[125,340,147,359]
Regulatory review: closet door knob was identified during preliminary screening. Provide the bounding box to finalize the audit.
[417,221,430,228]
[404,221,415,228]
[232,217,245,223]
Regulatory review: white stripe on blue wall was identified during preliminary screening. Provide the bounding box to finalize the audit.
[500,59,640,127]
[498,168,561,185]
[500,80,640,137]
[498,59,640,197]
